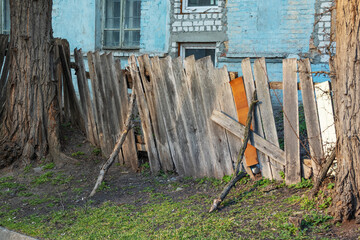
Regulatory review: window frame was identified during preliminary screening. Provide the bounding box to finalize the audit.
[180,43,217,65]
[102,0,141,50]
[0,0,10,35]
[182,0,221,13]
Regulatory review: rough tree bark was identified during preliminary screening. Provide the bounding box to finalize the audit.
[332,0,360,222]
[0,0,60,168]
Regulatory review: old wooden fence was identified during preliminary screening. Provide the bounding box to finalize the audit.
[0,34,336,184]
[127,55,335,184]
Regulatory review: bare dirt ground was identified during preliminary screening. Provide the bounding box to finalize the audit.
[0,124,359,239]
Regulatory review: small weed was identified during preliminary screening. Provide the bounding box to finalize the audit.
[300,196,317,210]
[18,192,34,197]
[98,182,110,191]
[51,174,73,185]
[140,162,150,172]
[92,147,101,156]
[222,174,232,184]
[72,188,83,194]
[303,211,333,228]
[279,171,285,180]
[77,144,82,147]
[42,162,55,170]
[253,178,273,188]
[24,164,32,173]
[327,182,335,189]
[32,172,54,185]
[71,151,85,157]
[289,178,313,189]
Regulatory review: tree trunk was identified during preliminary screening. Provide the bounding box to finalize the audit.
[0,0,60,168]
[332,0,360,222]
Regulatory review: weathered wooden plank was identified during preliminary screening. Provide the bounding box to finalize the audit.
[128,55,161,173]
[269,82,302,90]
[215,67,246,176]
[58,42,85,132]
[315,81,336,158]
[0,35,9,74]
[137,55,175,172]
[183,55,214,177]
[150,56,192,176]
[93,51,115,157]
[192,56,235,178]
[210,110,286,166]
[298,59,324,177]
[173,56,211,177]
[283,58,300,185]
[74,49,98,146]
[241,58,273,179]
[0,38,10,106]
[87,52,108,157]
[253,57,283,180]
[112,56,138,170]
[100,53,119,149]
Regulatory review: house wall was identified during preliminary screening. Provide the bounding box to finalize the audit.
[53,0,96,53]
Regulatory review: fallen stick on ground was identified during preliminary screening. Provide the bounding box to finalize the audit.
[310,149,336,198]
[89,86,136,197]
[209,91,258,213]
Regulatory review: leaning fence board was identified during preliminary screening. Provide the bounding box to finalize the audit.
[241,58,273,179]
[58,42,85,132]
[183,55,214,177]
[87,52,108,157]
[283,59,300,184]
[111,55,138,170]
[298,59,324,177]
[128,55,161,173]
[74,49,98,146]
[253,58,283,180]
[137,55,174,172]
[210,110,286,166]
[215,66,243,176]
[194,57,234,178]
[315,81,336,158]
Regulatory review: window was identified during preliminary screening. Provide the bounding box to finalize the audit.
[180,43,216,65]
[1,0,10,34]
[182,0,219,13]
[103,0,141,49]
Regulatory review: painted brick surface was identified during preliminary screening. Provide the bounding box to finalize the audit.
[226,0,316,57]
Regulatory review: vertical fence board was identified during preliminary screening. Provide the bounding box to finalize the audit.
[315,81,336,157]
[283,58,300,185]
[137,55,175,172]
[183,55,213,177]
[58,42,85,132]
[194,57,234,178]
[111,56,139,170]
[87,52,108,157]
[172,57,208,177]
[242,58,273,179]
[298,59,324,177]
[253,58,283,180]
[216,68,245,176]
[128,55,161,173]
[74,49,98,146]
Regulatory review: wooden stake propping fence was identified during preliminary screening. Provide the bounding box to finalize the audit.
[209,91,258,213]
[89,85,136,197]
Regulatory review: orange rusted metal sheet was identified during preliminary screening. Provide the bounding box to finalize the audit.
[230,76,259,167]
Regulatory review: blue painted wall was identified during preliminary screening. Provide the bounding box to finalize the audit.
[53,0,96,52]
[140,0,170,54]
[226,0,316,57]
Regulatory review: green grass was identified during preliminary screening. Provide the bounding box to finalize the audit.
[0,175,336,240]
[71,151,85,157]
